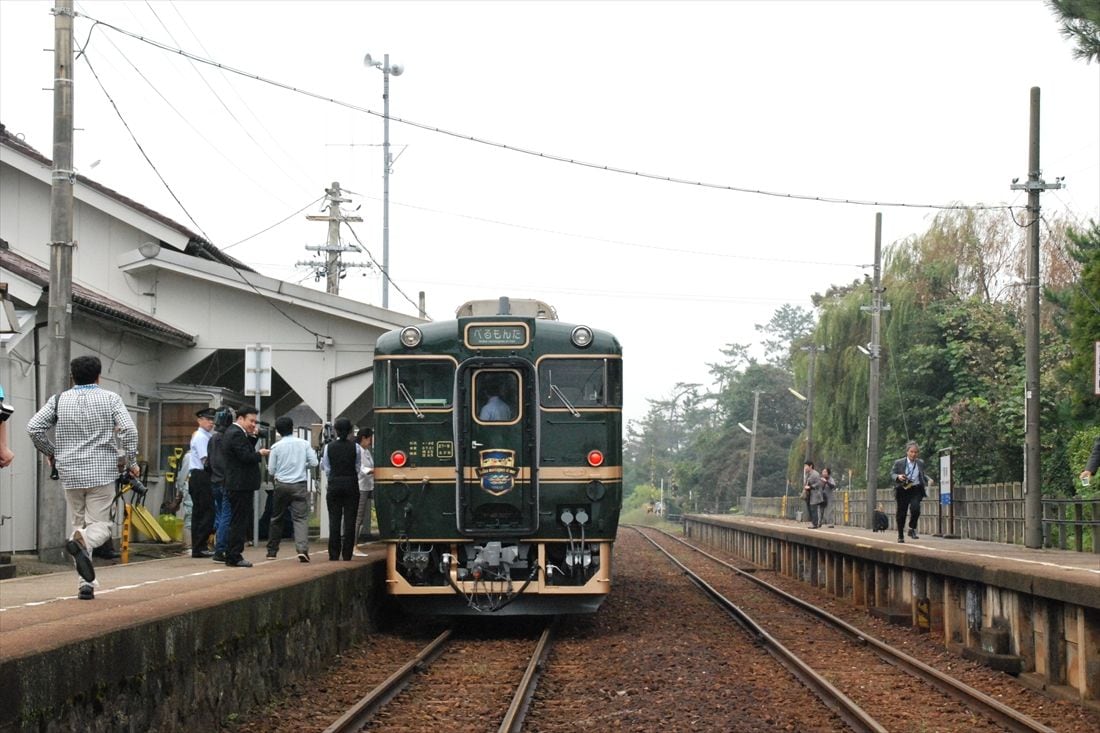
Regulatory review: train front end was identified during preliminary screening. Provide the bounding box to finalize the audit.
[373,298,622,615]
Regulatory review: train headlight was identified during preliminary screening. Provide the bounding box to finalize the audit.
[390,450,408,467]
[586,449,604,467]
[570,325,594,348]
[586,480,606,501]
[399,326,422,348]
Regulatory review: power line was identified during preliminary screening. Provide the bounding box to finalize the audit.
[341,221,423,314]
[78,13,1023,214]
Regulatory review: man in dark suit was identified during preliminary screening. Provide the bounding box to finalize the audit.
[222,405,270,567]
[891,440,931,543]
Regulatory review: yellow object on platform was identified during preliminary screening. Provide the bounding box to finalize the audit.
[157,513,183,542]
[131,505,171,542]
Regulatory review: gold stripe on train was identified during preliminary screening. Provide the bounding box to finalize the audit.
[376,466,622,482]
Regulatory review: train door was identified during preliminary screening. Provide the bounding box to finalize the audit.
[456,363,538,535]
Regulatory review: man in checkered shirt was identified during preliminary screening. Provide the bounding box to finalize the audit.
[27,355,140,600]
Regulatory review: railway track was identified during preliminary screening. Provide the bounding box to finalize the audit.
[633,525,1057,733]
[322,622,555,733]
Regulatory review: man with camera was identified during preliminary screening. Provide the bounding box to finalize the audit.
[26,356,140,600]
[891,440,931,543]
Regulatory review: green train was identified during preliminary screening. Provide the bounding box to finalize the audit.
[373,297,623,614]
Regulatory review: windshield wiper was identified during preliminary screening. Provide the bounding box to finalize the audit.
[549,383,580,417]
[397,382,424,419]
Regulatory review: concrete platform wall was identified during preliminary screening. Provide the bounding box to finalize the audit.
[684,517,1100,705]
[0,564,385,732]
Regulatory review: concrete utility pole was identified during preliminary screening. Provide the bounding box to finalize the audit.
[745,390,760,515]
[298,182,367,296]
[41,0,75,559]
[861,213,887,527]
[801,344,825,464]
[1010,87,1063,549]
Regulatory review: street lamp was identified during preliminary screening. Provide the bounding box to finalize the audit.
[364,52,403,309]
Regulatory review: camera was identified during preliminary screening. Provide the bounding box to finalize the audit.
[0,401,12,423]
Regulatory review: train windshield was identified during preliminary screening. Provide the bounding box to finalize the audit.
[383,360,454,408]
[539,358,622,408]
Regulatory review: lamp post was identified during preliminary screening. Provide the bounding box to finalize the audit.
[364,52,403,309]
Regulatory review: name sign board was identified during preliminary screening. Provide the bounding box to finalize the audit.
[465,323,529,349]
[939,453,952,506]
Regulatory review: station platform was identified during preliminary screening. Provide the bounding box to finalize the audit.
[683,514,1100,706]
[0,542,387,732]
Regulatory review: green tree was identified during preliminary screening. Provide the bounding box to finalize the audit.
[1049,0,1100,62]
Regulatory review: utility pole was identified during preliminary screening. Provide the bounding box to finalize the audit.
[297,182,368,296]
[41,0,75,560]
[745,390,760,515]
[861,213,887,528]
[800,344,825,464]
[1011,87,1063,549]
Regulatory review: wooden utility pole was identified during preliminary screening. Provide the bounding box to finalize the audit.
[862,213,887,527]
[41,0,75,558]
[1011,87,1063,549]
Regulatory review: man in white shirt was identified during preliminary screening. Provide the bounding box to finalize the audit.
[265,416,318,562]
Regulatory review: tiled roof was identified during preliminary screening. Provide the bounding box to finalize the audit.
[0,244,196,348]
[0,123,255,272]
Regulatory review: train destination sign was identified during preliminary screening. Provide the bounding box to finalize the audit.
[465,323,529,348]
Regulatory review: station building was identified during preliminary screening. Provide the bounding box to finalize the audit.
[0,123,422,556]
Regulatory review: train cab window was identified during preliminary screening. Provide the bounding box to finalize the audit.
[386,361,453,409]
[539,358,622,408]
[475,371,518,423]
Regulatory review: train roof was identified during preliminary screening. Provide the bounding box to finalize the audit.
[454,297,557,320]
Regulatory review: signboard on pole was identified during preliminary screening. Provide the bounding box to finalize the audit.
[939,452,952,505]
[1094,341,1099,395]
[244,344,272,397]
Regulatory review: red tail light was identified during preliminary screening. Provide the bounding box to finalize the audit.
[391,450,408,467]
[587,449,604,467]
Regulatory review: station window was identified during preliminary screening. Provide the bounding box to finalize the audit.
[385,360,453,408]
[539,359,622,408]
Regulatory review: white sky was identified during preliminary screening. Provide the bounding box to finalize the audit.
[1,0,1097,423]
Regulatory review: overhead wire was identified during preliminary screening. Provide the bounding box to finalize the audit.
[77,13,1024,215]
[341,221,423,314]
[156,0,315,198]
[221,195,326,251]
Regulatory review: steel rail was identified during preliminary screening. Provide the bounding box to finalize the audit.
[639,525,1058,733]
[632,527,887,733]
[498,621,556,733]
[322,629,453,733]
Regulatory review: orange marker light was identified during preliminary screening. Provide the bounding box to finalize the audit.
[587,450,604,467]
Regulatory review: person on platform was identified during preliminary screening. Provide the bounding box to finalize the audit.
[891,440,931,543]
[222,405,270,567]
[26,355,140,600]
[802,461,823,528]
[187,408,216,558]
[353,427,375,555]
[208,407,233,562]
[321,417,361,561]
[820,466,837,528]
[1079,436,1100,487]
[265,416,318,563]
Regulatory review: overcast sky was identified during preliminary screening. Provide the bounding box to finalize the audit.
[1,0,1097,423]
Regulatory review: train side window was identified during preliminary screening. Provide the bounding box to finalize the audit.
[389,361,453,408]
[539,359,621,408]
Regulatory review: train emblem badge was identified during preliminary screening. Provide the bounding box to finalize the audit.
[477,448,518,496]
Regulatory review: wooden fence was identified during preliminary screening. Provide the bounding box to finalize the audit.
[742,481,1098,553]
